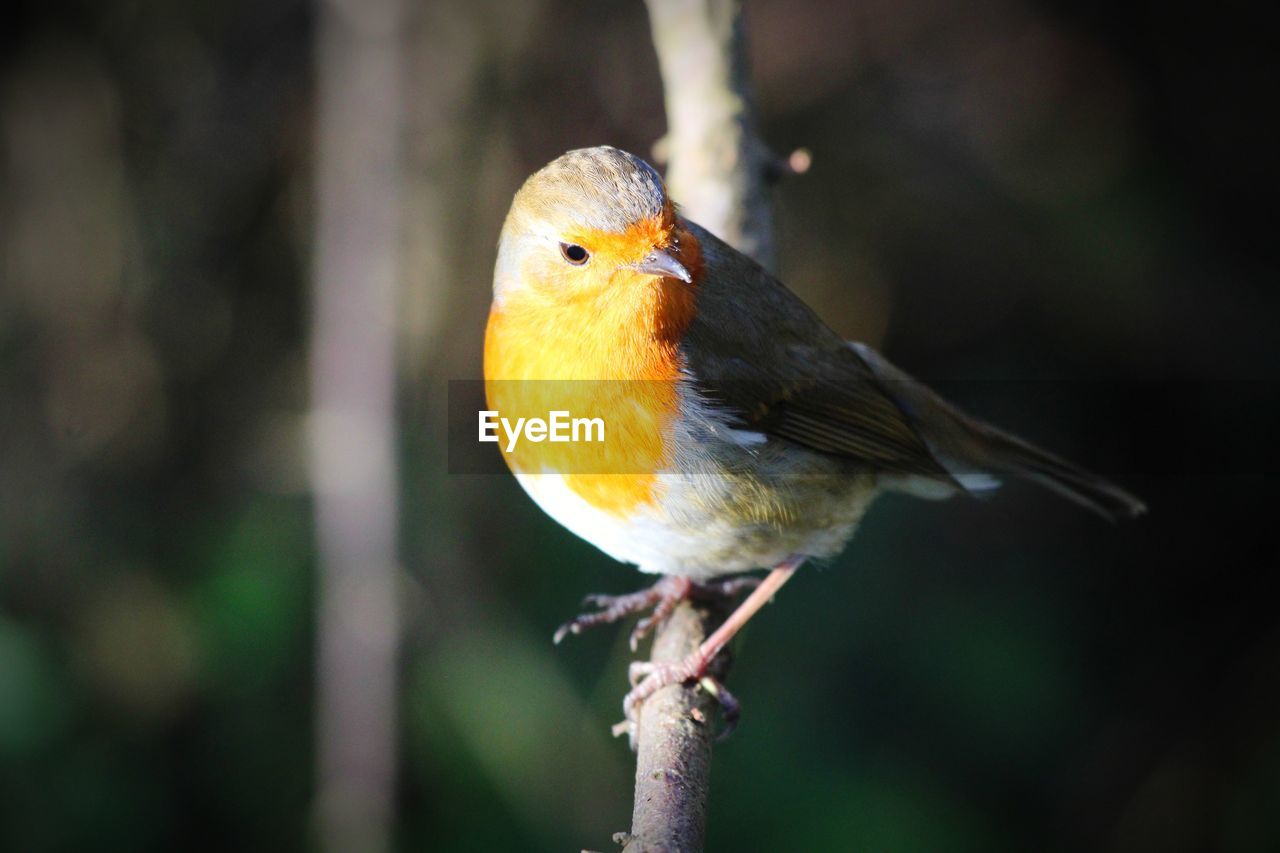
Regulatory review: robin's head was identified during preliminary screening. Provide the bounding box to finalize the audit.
[494,147,696,303]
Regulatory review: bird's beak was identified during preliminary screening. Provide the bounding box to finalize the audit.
[630,249,692,283]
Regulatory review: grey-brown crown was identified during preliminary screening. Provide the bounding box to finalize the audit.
[510,146,669,234]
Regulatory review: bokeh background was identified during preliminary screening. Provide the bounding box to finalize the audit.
[2,0,1277,850]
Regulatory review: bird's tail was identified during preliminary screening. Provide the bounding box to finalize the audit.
[846,342,1146,521]
[966,421,1147,522]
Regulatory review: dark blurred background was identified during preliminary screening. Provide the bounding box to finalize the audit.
[2,0,1277,850]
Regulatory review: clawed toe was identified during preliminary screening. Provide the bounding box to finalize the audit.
[616,660,741,748]
[553,573,762,648]
[582,560,803,749]
[627,660,655,687]
[627,593,683,650]
[552,576,694,646]
[698,676,740,741]
[627,617,657,651]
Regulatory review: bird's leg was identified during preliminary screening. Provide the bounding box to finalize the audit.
[553,573,760,651]
[616,556,805,745]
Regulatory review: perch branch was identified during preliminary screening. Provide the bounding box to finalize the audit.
[623,1,778,850]
[619,602,733,853]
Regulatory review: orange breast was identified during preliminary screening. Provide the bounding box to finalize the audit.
[484,251,697,516]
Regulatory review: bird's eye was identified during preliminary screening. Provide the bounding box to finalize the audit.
[559,242,590,265]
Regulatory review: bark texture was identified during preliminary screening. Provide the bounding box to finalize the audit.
[624,1,776,850]
[645,0,776,271]
[621,603,733,853]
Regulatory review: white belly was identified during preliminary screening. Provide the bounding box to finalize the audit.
[515,467,878,580]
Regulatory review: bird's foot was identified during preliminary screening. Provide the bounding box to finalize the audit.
[610,655,740,748]
[552,574,760,651]
[607,557,806,748]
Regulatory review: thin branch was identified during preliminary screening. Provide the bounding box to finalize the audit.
[309,0,405,850]
[624,1,776,850]
[646,0,776,271]
[620,603,733,853]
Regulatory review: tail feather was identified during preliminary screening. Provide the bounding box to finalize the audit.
[977,426,1147,522]
[845,342,1146,521]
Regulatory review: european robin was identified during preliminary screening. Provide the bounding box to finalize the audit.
[484,146,1144,736]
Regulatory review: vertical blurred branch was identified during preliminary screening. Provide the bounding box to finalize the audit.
[646,0,776,271]
[624,2,776,851]
[309,0,405,850]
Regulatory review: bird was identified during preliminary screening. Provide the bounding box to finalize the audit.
[484,145,1144,739]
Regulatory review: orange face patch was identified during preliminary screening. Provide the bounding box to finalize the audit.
[561,207,674,269]
[484,215,702,515]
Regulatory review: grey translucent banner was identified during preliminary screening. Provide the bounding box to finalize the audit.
[447,379,1274,477]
